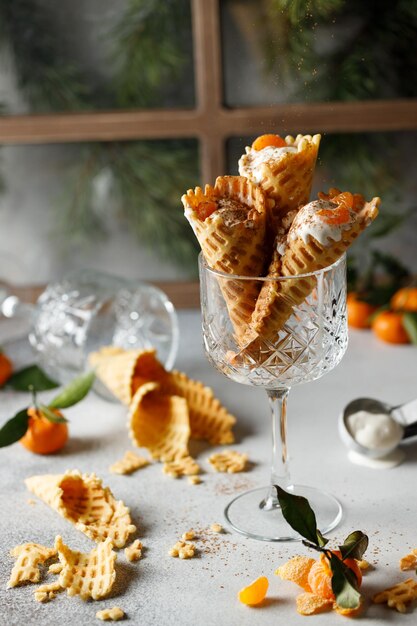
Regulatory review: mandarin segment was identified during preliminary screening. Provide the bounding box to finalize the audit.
[251,134,287,150]
[296,592,333,615]
[275,556,315,592]
[238,576,269,606]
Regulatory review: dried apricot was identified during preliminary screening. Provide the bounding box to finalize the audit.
[251,134,287,151]
[238,576,269,606]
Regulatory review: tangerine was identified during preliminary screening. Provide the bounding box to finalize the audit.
[196,200,217,221]
[238,576,269,606]
[391,287,417,312]
[347,292,377,329]
[308,552,362,601]
[20,407,68,454]
[0,351,13,386]
[371,311,409,344]
[251,134,287,151]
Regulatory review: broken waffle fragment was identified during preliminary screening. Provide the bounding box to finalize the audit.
[8,543,56,588]
[96,607,125,621]
[208,450,248,473]
[400,549,417,571]
[373,578,417,613]
[109,451,150,475]
[124,540,143,562]
[33,581,63,603]
[55,535,116,601]
[25,470,136,548]
[163,456,201,478]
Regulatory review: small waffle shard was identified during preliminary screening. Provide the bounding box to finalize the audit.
[124,540,143,562]
[275,556,315,592]
[210,523,223,534]
[8,543,57,588]
[163,456,201,478]
[296,592,333,615]
[356,558,371,571]
[109,451,149,475]
[182,530,196,541]
[169,541,195,559]
[373,578,417,613]
[188,476,201,485]
[400,549,417,571]
[96,607,125,621]
[55,535,117,601]
[129,383,190,462]
[25,470,136,548]
[34,581,63,603]
[208,450,248,473]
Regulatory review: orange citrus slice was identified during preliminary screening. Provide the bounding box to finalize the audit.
[238,576,269,606]
[251,134,287,151]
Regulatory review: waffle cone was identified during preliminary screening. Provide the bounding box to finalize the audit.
[240,195,380,350]
[130,349,236,444]
[55,535,116,601]
[89,346,166,404]
[25,471,136,548]
[183,175,268,342]
[239,134,321,231]
[128,382,190,462]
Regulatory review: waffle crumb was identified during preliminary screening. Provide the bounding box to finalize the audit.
[210,523,223,533]
[169,541,195,559]
[400,549,417,571]
[109,451,149,475]
[182,530,196,541]
[34,581,63,603]
[124,540,142,562]
[48,562,63,575]
[188,475,202,485]
[96,607,125,621]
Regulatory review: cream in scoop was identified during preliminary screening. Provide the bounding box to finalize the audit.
[346,410,404,452]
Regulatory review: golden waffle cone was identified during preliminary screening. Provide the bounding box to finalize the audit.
[128,382,190,462]
[88,346,157,404]
[240,196,380,351]
[25,471,136,548]
[55,535,116,601]
[182,175,268,342]
[8,543,57,588]
[239,134,321,230]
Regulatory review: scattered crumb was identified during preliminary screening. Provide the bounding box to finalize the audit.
[182,530,196,541]
[163,456,201,478]
[208,450,248,473]
[109,451,149,475]
[210,523,223,534]
[34,581,63,603]
[27,499,36,506]
[124,540,143,562]
[399,549,417,571]
[188,475,202,485]
[96,607,125,621]
[48,562,63,575]
[169,541,195,559]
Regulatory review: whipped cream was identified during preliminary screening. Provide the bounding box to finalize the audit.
[239,146,297,183]
[288,199,356,246]
[347,411,403,451]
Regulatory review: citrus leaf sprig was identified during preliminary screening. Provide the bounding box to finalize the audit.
[4,365,59,392]
[0,370,95,448]
[275,485,368,610]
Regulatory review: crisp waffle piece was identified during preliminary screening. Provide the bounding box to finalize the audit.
[25,470,136,548]
[89,346,165,405]
[8,543,57,588]
[169,541,196,559]
[182,175,268,343]
[373,578,417,613]
[162,456,201,478]
[239,134,321,229]
[109,451,150,475]
[400,549,417,571]
[128,382,190,462]
[275,556,316,592]
[96,607,125,621]
[55,535,116,601]
[34,581,63,603]
[240,193,380,350]
[208,450,248,473]
[296,592,333,615]
[124,540,143,562]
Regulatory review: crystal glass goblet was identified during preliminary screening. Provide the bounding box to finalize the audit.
[199,252,348,541]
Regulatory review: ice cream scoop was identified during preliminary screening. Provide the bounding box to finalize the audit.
[339,397,417,460]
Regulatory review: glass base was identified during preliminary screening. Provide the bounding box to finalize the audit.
[224,485,342,542]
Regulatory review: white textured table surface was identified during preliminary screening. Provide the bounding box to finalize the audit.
[1,311,417,626]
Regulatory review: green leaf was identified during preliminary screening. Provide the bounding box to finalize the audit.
[48,371,95,409]
[275,485,328,546]
[39,404,68,424]
[403,313,417,345]
[329,552,362,610]
[6,365,59,392]
[339,531,369,561]
[0,409,29,447]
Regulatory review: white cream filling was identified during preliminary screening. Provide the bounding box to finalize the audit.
[288,199,356,247]
[238,146,297,183]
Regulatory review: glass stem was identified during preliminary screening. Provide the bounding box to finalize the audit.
[260,386,291,510]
